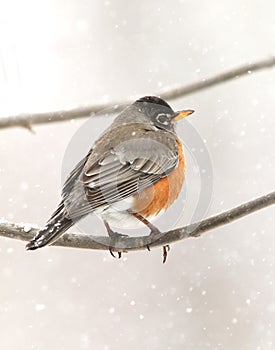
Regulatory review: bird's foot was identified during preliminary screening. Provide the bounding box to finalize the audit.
[104,220,128,259]
[146,228,161,251]
[146,229,169,263]
[162,245,170,264]
[109,248,122,259]
[108,231,129,259]
[148,227,161,238]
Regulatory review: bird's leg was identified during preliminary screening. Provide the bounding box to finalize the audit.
[127,210,170,262]
[127,210,161,236]
[103,220,128,259]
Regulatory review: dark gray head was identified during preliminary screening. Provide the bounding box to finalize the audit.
[111,96,194,132]
[133,96,194,132]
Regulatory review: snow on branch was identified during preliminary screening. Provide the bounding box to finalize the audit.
[0,56,275,130]
[1,191,274,253]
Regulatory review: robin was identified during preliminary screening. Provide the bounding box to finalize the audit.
[26,96,194,261]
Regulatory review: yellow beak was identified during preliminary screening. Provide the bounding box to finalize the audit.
[172,109,195,123]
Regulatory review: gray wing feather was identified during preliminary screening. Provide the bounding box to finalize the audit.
[63,128,179,218]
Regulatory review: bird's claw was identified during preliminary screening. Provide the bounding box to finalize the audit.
[108,232,128,259]
[109,247,122,259]
[162,245,170,264]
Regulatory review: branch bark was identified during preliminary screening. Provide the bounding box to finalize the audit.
[1,191,274,252]
[0,56,275,130]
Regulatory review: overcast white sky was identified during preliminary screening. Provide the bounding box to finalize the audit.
[0,1,275,349]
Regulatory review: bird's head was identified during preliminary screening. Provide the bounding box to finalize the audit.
[134,96,194,132]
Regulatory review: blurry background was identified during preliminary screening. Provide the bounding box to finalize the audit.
[0,0,275,349]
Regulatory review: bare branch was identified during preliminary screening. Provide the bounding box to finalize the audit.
[0,56,275,130]
[1,191,274,252]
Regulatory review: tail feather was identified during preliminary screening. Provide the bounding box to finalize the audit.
[26,208,73,250]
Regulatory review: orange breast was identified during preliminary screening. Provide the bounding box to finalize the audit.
[132,141,185,217]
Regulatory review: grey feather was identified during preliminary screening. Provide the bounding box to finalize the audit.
[61,116,180,219]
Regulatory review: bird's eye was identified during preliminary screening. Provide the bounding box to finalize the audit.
[156,113,169,125]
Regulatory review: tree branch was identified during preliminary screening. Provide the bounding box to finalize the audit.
[1,56,275,130]
[1,191,274,252]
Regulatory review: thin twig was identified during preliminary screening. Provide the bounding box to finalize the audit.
[0,56,275,130]
[0,191,274,252]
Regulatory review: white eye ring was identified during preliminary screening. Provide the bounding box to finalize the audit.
[156,113,169,125]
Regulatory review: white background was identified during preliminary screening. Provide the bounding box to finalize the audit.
[0,0,275,349]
